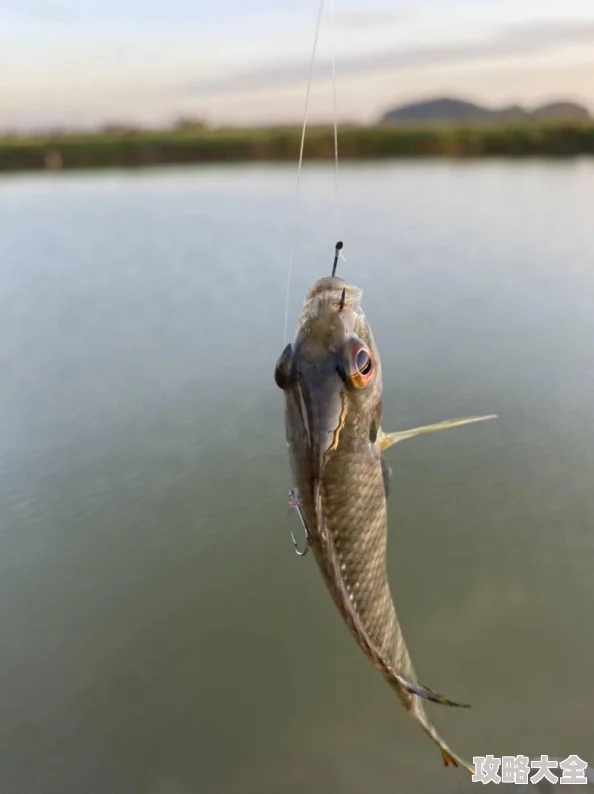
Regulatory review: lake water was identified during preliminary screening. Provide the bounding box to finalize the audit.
[1,160,594,793]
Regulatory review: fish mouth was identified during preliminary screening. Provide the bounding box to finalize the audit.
[303,277,362,315]
[294,358,348,481]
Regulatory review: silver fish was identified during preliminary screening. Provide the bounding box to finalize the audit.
[275,275,496,773]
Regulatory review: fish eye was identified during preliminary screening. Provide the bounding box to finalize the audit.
[355,348,372,376]
[346,342,374,389]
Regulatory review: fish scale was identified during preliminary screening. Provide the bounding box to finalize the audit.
[320,422,412,676]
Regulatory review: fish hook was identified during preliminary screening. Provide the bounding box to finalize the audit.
[287,489,310,557]
[331,240,344,278]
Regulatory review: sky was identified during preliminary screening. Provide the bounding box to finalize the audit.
[2,0,594,130]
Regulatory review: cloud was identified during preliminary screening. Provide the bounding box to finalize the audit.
[334,9,413,30]
[503,18,594,47]
[184,18,594,96]
[0,0,73,24]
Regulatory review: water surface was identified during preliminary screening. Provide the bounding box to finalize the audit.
[1,160,593,793]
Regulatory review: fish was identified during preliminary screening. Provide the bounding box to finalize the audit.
[274,274,496,774]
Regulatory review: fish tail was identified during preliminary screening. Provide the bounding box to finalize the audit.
[398,676,475,774]
[417,710,475,775]
[441,747,475,775]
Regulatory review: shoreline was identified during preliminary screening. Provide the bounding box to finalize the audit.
[2,122,594,173]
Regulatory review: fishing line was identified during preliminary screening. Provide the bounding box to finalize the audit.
[329,0,341,246]
[282,0,326,345]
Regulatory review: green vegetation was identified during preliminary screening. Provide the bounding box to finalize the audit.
[2,122,594,173]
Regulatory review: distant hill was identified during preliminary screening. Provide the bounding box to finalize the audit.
[531,102,591,122]
[380,97,590,125]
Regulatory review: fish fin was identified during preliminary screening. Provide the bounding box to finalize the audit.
[394,673,470,708]
[441,748,476,774]
[380,456,392,499]
[441,749,459,768]
[379,415,497,451]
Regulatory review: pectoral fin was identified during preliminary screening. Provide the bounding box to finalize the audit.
[379,415,497,451]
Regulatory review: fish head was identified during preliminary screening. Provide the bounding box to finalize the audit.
[275,276,382,482]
